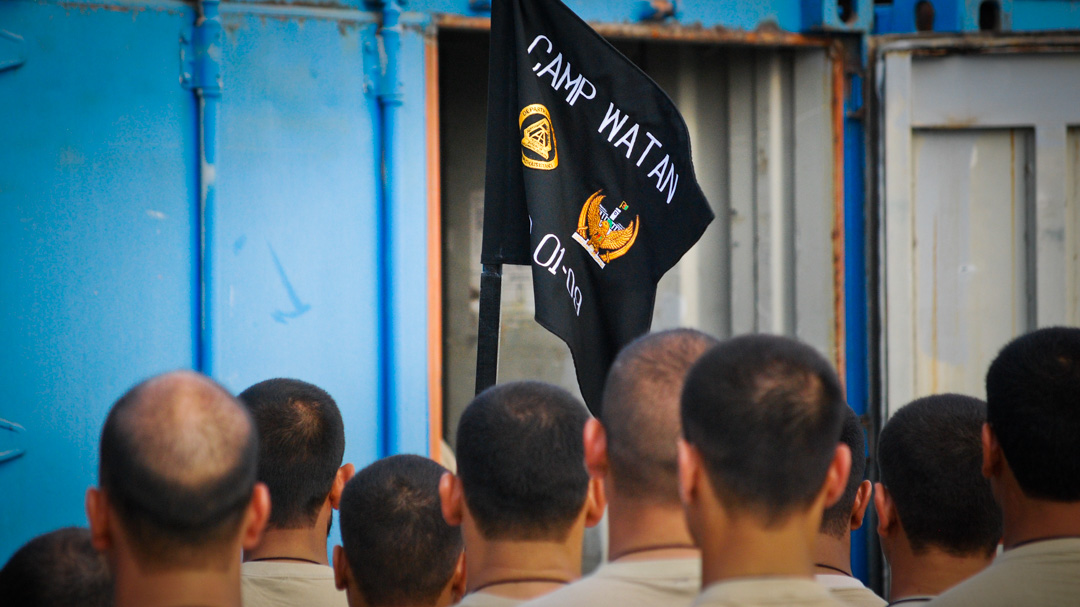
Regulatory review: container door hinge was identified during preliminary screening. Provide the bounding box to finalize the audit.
[180,4,223,94]
[0,30,27,74]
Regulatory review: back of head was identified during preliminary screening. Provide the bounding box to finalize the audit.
[985,326,1080,501]
[681,334,845,523]
[601,328,719,505]
[820,407,867,537]
[99,370,257,568]
[0,527,112,607]
[878,394,1001,556]
[340,455,463,607]
[456,381,590,540]
[238,378,345,528]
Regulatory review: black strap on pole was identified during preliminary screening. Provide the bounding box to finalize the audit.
[475,263,503,395]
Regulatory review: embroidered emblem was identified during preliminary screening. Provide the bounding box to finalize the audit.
[572,190,639,268]
[519,104,558,170]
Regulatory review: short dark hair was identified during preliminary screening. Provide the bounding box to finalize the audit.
[820,407,867,537]
[339,455,463,607]
[601,328,719,504]
[681,334,846,523]
[878,394,1001,556]
[986,326,1080,501]
[238,378,346,528]
[455,381,590,540]
[99,371,258,567]
[0,528,113,607]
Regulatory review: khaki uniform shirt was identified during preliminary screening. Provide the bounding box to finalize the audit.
[523,558,701,607]
[692,578,847,607]
[457,591,528,607]
[241,561,348,607]
[927,538,1080,607]
[815,574,887,607]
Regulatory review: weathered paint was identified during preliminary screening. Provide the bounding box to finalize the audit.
[0,0,199,562]
[875,38,1080,417]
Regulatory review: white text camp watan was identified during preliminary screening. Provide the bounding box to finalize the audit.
[527,34,681,205]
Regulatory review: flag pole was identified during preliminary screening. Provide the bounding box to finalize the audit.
[474,263,503,395]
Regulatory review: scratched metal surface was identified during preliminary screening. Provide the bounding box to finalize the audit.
[0,0,434,562]
[210,8,385,469]
[0,0,198,563]
[210,0,872,34]
[878,47,1080,417]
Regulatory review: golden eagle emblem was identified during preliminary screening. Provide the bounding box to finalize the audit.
[519,104,558,170]
[572,190,639,268]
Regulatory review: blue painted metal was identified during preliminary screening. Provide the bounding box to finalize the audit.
[844,60,871,585]
[371,0,431,456]
[875,0,1080,33]
[0,419,27,465]
[0,30,26,72]
[192,0,223,374]
[220,0,870,33]
[0,0,199,563]
[210,2,384,473]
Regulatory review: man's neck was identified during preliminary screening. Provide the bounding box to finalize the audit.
[114,561,242,607]
[886,542,992,601]
[699,512,819,587]
[464,532,583,599]
[812,531,853,576]
[606,496,699,562]
[1001,490,1080,549]
[244,525,329,565]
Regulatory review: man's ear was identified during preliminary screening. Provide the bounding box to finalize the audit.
[982,423,1004,480]
[874,482,897,539]
[330,463,356,510]
[821,444,853,508]
[677,439,702,507]
[849,479,873,531]
[85,487,111,552]
[333,545,351,591]
[583,418,609,481]
[241,482,272,550]
[449,550,467,604]
[439,472,464,527]
[583,475,607,527]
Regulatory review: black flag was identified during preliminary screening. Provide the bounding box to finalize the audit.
[481,0,715,413]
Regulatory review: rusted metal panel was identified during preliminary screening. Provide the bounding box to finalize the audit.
[434,13,836,47]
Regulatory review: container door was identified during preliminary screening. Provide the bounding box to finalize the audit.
[0,1,198,561]
[876,43,1080,416]
[210,7,385,471]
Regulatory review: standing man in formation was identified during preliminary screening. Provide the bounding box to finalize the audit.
[876,394,1001,604]
[85,371,270,607]
[335,454,466,607]
[441,381,605,607]
[526,329,718,607]
[238,378,355,607]
[813,407,884,607]
[678,334,851,607]
[929,327,1080,606]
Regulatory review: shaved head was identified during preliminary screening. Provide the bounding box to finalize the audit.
[99,370,258,568]
[601,329,719,504]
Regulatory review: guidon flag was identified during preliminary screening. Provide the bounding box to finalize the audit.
[481,0,715,413]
